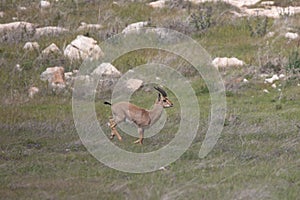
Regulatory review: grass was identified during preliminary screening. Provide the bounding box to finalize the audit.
[1,79,299,199]
[1,0,300,199]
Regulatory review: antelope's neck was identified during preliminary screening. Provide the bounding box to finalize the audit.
[148,104,163,125]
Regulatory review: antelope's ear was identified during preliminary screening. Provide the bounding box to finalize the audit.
[158,93,161,101]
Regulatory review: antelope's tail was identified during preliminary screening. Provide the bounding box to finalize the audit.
[104,101,112,106]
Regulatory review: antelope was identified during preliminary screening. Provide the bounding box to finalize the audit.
[104,87,173,144]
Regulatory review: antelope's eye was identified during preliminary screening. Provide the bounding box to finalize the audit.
[163,99,167,102]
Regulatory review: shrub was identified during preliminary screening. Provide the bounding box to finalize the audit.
[189,6,212,33]
[287,49,300,73]
[247,16,268,37]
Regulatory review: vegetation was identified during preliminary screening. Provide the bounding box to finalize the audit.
[0,0,300,199]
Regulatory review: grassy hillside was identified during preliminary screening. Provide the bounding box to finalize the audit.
[1,1,300,199]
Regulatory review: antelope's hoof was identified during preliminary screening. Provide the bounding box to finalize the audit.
[110,135,114,140]
[134,139,143,145]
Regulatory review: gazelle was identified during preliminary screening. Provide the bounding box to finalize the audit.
[104,87,173,144]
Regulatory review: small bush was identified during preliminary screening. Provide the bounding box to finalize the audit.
[247,16,268,37]
[189,6,212,33]
[287,49,300,73]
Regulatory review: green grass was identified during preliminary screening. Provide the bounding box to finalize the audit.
[1,80,299,199]
[1,0,300,199]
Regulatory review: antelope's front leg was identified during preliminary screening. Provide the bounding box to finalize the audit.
[134,128,144,144]
[109,118,122,141]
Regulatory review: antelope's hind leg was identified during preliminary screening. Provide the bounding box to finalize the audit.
[134,128,144,145]
[109,117,122,141]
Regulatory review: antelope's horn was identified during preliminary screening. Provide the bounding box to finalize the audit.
[154,86,167,97]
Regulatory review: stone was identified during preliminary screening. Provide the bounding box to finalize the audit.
[148,0,167,8]
[126,79,144,92]
[23,42,39,51]
[91,63,121,78]
[41,43,61,55]
[40,1,51,8]
[28,87,39,98]
[122,21,149,34]
[64,35,104,61]
[0,21,36,43]
[285,32,299,40]
[40,66,66,90]
[264,74,279,84]
[34,26,69,39]
[77,22,103,32]
[212,57,245,69]
[92,63,122,92]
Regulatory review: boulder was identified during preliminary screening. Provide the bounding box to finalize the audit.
[285,32,299,40]
[92,63,122,92]
[34,26,69,39]
[264,74,279,84]
[64,35,104,62]
[41,43,61,55]
[91,63,122,78]
[28,87,39,98]
[40,66,66,91]
[40,1,51,8]
[122,21,149,34]
[77,22,103,32]
[187,0,260,7]
[23,42,39,51]
[0,21,36,43]
[212,57,245,69]
[261,1,274,6]
[126,79,144,92]
[148,0,167,8]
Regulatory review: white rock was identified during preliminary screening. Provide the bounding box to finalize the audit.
[0,11,4,18]
[42,43,61,55]
[187,0,261,7]
[23,42,39,51]
[212,57,245,69]
[64,35,104,61]
[279,74,285,79]
[77,22,103,32]
[64,72,74,86]
[73,75,92,82]
[91,63,121,78]
[19,6,27,11]
[297,83,300,87]
[285,32,299,40]
[126,79,144,92]
[0,21,36,42]
[243,6,300,18]
[148,0,167,8]
[122,21,149,34]
[243,78,249,83]
[264,74,279,84]
[64,72,73,79]
[261,1,274,6]
[40,1,51,8]
[34,26,69,38]
[266,32,275,38]
[263,89,270,93]
[40,66,66,90]
[159,166,167,171]
[271,83,277,88]
[28,87,39,98]
[15,64,22,72]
